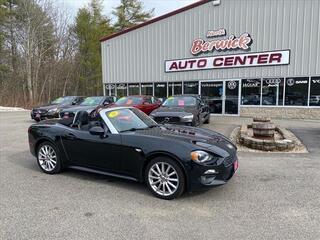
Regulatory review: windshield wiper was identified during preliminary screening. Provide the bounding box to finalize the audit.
[120,127,149,133]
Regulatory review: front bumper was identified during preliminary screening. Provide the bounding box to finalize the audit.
[31,111,59,120]
[188,155,238,191]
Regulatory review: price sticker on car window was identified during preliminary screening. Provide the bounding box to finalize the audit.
[168,97,174,100]
[108,111,119,118]
[178,100,185,106]
[126,99,133,105]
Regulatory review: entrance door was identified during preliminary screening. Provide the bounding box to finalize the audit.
[224,80,240,115]
[201,81,223,114]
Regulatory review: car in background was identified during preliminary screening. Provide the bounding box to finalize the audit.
[31,96,84,122]
[59,96,116,120]
[150,95,210,126]
[28,107,238,200]
[112,95,161,115]
[309,95,320,106]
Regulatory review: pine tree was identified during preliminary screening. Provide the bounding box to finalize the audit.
[112,0,154,31]
[73,0,114,95]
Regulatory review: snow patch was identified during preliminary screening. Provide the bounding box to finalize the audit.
[0,106,29,112]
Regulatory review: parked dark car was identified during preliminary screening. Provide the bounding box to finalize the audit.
[111,95,161,115]
[150,95,210,126]
[59,96,116,120]
[31,96,84,122]
[28,107,238,200]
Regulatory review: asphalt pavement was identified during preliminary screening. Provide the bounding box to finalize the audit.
[0,112,319,240]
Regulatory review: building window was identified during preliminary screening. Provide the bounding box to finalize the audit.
[110,84,116,96]
[128,83,140,95]
[116,83,127,97]
[154,82,167,99]
[184,81,199,94]
[168,82,182,96]
[241,79,261,105]
[141,83,153,95]
[262,78,284,105]
[201,81,223,113]
[285,77,309,106]
[309,76,320,106]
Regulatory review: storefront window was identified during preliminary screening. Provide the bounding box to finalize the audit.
[201,81,223,113]
[141,83,153,95]
[285,77,309,106]
[116,84,127,97]
[262,78,284,105]
[184,81,199,94]
[154,82,167,99]
[128,83,140,95]
[110,84,116,96]
[241,79,261,105]
[309,76,320,106]
[168,82,182,96]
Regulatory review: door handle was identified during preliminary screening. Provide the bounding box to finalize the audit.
[65,133,76,140]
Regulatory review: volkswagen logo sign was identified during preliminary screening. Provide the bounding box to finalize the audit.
[227,81,237,90]
[287,78,295,86]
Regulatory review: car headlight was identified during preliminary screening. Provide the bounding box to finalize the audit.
[182,114,194,120]
[48,108,58,113]
[191,150,212,163]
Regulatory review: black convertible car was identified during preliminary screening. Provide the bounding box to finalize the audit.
[28,107,238,199]
[150,95,210,126]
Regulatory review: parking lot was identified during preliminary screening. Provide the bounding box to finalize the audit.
[1,111,319,240]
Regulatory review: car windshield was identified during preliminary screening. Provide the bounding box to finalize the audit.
[105,108,157,132]
[163,96,196,107]
[51,96,74,105]
[115,96,143,105]
[80,96,104,106]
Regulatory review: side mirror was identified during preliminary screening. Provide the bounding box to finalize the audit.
[89,126,105,136]
[71,101,77,105]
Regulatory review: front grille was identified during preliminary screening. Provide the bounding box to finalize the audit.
[33,109,47,114]
[154,116,181,123]
[60,112,75,118]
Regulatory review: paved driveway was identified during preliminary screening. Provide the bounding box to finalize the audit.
[0,112,319,240]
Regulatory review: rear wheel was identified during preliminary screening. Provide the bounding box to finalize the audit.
[204,114,210,124]
[36,141,62,174]
[145,157,185,200]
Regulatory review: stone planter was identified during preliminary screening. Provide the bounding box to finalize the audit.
[252,122,275,138]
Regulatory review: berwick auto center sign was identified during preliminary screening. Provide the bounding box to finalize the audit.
[165,28,290,72]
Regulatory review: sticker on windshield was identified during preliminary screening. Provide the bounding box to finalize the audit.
[126,99,133,105]
[108,111,119,118]
[168,96,174,100]
[178,100,185,106]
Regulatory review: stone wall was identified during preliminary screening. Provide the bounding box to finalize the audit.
[240,107,320,120]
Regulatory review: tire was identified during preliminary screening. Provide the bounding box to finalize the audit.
[192,116,200,127]
[204,114,210,124]
[145,157,185,200]
[36,141,62,174]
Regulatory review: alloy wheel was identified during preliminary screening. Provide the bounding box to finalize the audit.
[148,162,179,197]
[38,145,57,172]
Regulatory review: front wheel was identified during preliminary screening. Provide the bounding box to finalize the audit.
[36,141,62,174]
[145,157,185,200]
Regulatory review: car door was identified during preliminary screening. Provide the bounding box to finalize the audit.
[61,126,123,173]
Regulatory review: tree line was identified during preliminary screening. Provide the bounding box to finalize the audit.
[0,0,153,107]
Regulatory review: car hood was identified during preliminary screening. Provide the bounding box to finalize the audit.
[151,106,197,116]
[134,125,236,156]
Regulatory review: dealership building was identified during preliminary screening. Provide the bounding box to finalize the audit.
[100,0,320,119]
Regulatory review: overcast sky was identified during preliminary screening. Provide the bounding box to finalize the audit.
[55,0,199,22]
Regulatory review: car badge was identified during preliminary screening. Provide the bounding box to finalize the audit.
[164,117,170,123]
